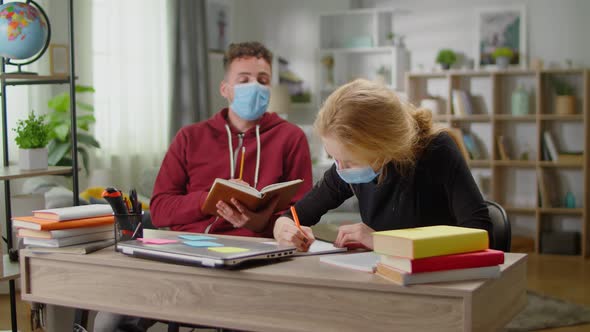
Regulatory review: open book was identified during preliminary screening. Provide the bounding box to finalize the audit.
[201,178,303,216]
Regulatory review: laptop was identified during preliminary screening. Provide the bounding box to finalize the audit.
[116,234,297,268]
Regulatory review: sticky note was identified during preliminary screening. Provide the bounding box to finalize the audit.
[208,247,250,253]
[183,241,223,247]
[137,238,178,245]
[178,235,216,241]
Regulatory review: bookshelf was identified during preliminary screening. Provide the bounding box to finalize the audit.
[406,69,590,258]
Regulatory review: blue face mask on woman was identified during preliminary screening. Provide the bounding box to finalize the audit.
[335,162,379,184]
[230,82,270,121]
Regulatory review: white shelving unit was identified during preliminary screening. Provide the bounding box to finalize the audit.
[317,8,410,101]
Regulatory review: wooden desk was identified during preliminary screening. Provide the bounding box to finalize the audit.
[19,231,527,332]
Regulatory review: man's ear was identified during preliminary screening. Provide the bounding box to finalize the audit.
[220,80,230,99]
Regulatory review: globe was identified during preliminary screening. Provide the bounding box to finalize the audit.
[0,2,49,60]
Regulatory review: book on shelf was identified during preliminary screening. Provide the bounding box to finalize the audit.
[496,136,511,161]
[17,224,113,239]
[462,132,483,160]
[32,204,113,221]
[448,128,471,161]
[23,230,114,248]
[201,178,303,216]
[557,152,583,164]
[375,263,501,286]
[319,252,379,273]
[379,249,504,274]
[543,131,559,161]
[27,239,115,255]
[451,90,474,116]
[537,169,559,208]
[12,215,115,231]
[372,225,489,259]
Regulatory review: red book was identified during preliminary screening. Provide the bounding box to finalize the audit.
[379,249,504,274]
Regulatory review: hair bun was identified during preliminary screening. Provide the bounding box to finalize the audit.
[411,107,433,135]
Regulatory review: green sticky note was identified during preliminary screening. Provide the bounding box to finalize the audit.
[183,241,223,247]
[208,247,250,253]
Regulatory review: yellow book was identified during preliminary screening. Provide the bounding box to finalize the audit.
[372,225,489,259]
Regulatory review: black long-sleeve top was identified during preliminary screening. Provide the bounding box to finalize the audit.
[286,133,492,239]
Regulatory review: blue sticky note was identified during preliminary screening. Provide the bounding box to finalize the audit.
[183,241,224,248]
[178,235,216,241]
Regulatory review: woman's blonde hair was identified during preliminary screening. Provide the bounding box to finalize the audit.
[315,79,446,182]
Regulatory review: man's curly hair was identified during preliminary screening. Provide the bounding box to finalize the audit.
[223,42,273,69]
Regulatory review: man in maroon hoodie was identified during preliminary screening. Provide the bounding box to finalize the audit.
[94,42,313,332]
[150,41,313,238]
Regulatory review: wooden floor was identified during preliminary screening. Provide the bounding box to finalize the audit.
[1,253,590,332]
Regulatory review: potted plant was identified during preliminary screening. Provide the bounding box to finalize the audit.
[13,111,51,170]
[492,47,514,69]
[47,85,100,174]
[386,32,395,46]
[435,49,456,70]
[551,78,576,115]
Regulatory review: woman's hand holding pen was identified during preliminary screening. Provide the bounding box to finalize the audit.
[273,217,315,252]
[334,222,375,250]
[216,195,279,233]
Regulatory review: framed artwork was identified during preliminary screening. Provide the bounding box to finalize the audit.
[207,0,231,52]
[49,44,69,75]
[476,6,526,69]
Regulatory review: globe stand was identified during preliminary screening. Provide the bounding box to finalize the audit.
[6,63,40,75]
[2,0,51,76]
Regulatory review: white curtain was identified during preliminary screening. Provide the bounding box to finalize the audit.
[91,0,172,190]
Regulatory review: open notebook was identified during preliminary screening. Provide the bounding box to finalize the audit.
[262,239,347,256]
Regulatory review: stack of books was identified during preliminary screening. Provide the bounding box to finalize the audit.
[373,225,504,286]
[13,205,115,252]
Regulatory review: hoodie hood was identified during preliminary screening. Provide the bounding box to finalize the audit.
[208,108,285,136]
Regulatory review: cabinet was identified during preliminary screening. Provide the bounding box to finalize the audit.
[318,8,409,103]
[406,69,589,258]
[0,1,79,330]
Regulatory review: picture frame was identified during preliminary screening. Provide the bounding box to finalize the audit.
[475,6,527,69]
[206,0,232,52]
[49,44,69,75]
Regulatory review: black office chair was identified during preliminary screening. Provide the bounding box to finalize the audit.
[485,200,511,252]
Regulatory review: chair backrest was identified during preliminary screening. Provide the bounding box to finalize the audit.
[485,200,511,252]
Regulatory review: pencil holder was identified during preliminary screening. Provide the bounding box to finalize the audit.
[114,213,143,251]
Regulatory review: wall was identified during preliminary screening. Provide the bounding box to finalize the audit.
[360,0,590,71]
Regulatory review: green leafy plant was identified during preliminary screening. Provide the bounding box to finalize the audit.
[386,32,395,40]
[492,47,514,60]
[435,49,457,67]
[47,85,100,174]
[551,78,575,96]
[13,111,51,149]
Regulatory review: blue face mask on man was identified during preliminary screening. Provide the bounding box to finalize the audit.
[230,82,270,121]
[335,161,379,184]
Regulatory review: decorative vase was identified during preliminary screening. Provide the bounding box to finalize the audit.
[511,87,529,116]
[496,56,510,69]
[555,95,576,115]
[441,63,451,70]
[18,147,48,170]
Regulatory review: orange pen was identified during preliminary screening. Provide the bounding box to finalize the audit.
[290,206,309,243]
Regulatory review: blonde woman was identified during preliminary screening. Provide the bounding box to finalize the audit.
[274,79,492,251]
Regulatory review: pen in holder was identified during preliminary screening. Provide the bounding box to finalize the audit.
[102,187,143,252]
[114,212,143,251]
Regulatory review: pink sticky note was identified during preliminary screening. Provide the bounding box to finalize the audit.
[137,238,178,245]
